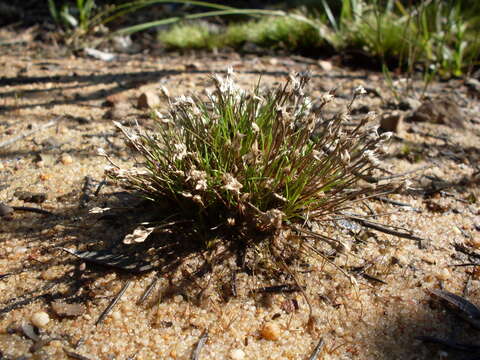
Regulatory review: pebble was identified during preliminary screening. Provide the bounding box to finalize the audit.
[470,237,480,249]
[51,301,85,317]
[105,93,128,107]
[260,322,280,341]
[31,311,50,328]
[137,91,160,109]
[407,97,465,128]
[318,60,333,72]
[14,191,47,204]
[104,102,130,120]
[0,202,14,217]
[436,268,450,281]
[380,111,404,135]
[229,348,245,360]
[60,153,73,165]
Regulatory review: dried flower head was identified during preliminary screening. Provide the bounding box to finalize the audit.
[222,173,243,195]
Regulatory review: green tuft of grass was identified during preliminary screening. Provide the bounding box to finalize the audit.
[154,1,480,78]
[158,22,213,49]
[222,14,323,50]
[158,14,324,51]
[104,70,393,261]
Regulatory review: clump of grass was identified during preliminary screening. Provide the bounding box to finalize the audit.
[320,0,480,77]
[154,1,479,78]
[159,15,323,51]
[104,70,393,279]
[219,14,323,51]
[158,22,213,49]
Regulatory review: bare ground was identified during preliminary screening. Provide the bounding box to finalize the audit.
[1,29,480,359]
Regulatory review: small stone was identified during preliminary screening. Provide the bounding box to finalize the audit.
[229,348,245,360]
[14,191,47,204]
[318,60,333,72]
[268,58,278,66]
[260,322,280,341]
[436,268,450,281]
[407,97,465,128]
[185,62,202,70]
[465,77,480,98]
[31,311,50,328]
[104,102,130,120]
[104,93,128,107]
[469,237,480,249]
[380,111,404,135]
[51,301,85,318]
[403,97,422,111]
[60,153,73,165]
[0,202,14,217]
[137,91,160,110]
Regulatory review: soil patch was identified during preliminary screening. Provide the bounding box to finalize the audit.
[1,30,480,359]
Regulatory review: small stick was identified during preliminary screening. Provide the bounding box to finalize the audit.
[252,284,304,294]
[137,276,158,305]
[373,196,422,213]
[64,348,94,360]
[191,330,208,360]
[96,279,131,326]
[308,338,325,360]
[454,243,480,261]
[449,263,480,267]
[0,117,61,148]
[376,163,435,181]
[79,176,93,208]
[12,206,57,216]
[355,163,435,183]
[349,216,425,244]
[231,271,237,297]
[93,180,108,197]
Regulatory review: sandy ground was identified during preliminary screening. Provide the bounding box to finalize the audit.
[1,30,480,360]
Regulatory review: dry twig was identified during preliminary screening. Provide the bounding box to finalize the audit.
[0,117,61,148]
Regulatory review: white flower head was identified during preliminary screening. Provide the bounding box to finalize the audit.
[363,150,381,166]
[380,131,393,141]
[365,111,377,122]
[113,121,139,142]
[89,207,111,214]
[251,122,260,133]
[173,143,188,161]
[341,150,351,165]
[173,95,195,107]
[153,109,172,124]
[160,85,170,98]
[321,93,335,104]
[123,225,155,244]
[367,125,380,140]
[192,195,204,206]
[96,147,107,157]
[195,179,208,191]
[222,173,243,195]
[258,208,285,230]
[303,96,313,111]
[354,85,367,95]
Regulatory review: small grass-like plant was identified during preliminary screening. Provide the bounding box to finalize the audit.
[104,70,393,280]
